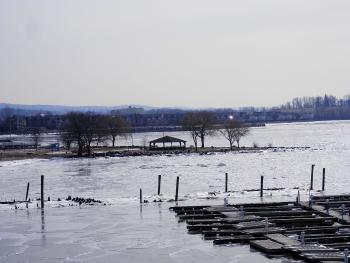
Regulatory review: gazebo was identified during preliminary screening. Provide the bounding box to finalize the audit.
[149,136,186,150]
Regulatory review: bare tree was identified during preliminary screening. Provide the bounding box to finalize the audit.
[196,111,216,148]
[220,120,236,150]
[182,112,200,151]
[61,113,84,156]
[182,111,216,150]
[61,113,129,156]
[60,113,99,156]
[60,131,74,151]
[79,114,104,156]
[102,115,130,148]
[29,127,43,151]
[220,119,250,149]
[221,119,250,149]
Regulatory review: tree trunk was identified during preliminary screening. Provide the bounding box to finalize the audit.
[112,135,116,148]
[237,140,240,148]
[87,142,92,157]
[78,144,83,157]
[230,142,233,150]
[191,132,198,152]
[201,134,205,148]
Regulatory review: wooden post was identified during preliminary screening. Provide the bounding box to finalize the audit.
[260,176,264,197]
[25,182,30,201]
[300,231,305,247]
[322,168,326,191]
[41,175,44,208]
[139,188,142,204]
[157,174,161,195]
[344,249,349,263]
[296,190,300,204]
[310,164,315,190]
[175,176,179,202]
[225,173,228,192]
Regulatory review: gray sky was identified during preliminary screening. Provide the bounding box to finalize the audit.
[1,0,350,108]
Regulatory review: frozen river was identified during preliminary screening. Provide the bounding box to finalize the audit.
[1,120,350,262]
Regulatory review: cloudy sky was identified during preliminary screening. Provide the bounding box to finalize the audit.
[1,0,349,108]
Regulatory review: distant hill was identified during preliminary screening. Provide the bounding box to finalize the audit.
[0,103,158,115]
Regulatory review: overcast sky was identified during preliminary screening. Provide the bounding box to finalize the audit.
[1,0,349,108]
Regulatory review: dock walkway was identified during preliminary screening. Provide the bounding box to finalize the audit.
[170,196,350,262]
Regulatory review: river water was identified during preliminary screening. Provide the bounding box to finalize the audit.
[0,120,350,262]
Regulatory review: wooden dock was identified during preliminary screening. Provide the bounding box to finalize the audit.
[170,196,350,262]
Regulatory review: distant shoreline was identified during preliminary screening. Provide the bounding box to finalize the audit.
[3,118,350,136]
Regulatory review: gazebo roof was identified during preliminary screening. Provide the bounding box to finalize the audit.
[149,136,186,144]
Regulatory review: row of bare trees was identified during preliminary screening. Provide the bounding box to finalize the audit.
[29,111,249,156]
[182,111,250,151]
[280,94,350,110]
[60,113,130,156]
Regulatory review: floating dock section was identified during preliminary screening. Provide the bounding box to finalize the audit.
[170,195,350,262]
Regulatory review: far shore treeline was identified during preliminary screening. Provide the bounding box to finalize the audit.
[1,94,350,133]
[1,94,350,156]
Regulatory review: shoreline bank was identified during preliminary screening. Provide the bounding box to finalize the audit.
[0,145,311,162]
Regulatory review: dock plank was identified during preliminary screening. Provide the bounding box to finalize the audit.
[265,233,300,246]
[250,239,284,254]
[213,235,265,244]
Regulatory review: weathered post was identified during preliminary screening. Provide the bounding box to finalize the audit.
[25,182,30,201]
[225,173,228,192]
[157,175,161,195]
[322,168,326,191]
[265,217,269,233]
[260,176,264,197]
[344,249,349,263]
[310,164,315,190]
[40,175,44,208]
[296,190,300,204]
[239,206,244,218]
[139,188,143,204]
[309,194,313,208]
[175,176,179,202]
[300,231,305,247]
